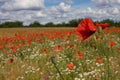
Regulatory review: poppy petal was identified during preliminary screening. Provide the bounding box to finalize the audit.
[77,18,97,40]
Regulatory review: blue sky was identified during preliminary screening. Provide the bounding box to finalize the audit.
[0,0,120,25]
[45,0,92,7]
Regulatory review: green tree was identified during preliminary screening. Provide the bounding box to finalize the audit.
[0,21,23,28]
[101,19,114,27]
[68,19,82,27]
[44,22,54,27]
[29,21,42,27]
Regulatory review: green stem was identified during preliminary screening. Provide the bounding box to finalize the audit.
[51,58,64,80]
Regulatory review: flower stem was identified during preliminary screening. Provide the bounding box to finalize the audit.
[51,57,64,80]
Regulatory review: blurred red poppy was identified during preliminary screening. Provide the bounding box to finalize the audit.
[10,58,14,63]
[8,54,13,57]
[110,41,115,47]
[67,63,74,70]
[18,36,25,41]
[70,44,74,49]
[53,45,62,51]
[0,45,3,49]
[76,18,97,40]
[28,40,31,45]
[65,43,69,48]
[11,47,16,53]
[3,37,9,42]
[96,58,103,63]
[3,50,8,53]
[17,44,21,49]
[78,52,83,59]
[96,23,108,29]
[43,48,47,53]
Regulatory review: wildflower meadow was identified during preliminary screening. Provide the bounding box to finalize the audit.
[0,19,120,80]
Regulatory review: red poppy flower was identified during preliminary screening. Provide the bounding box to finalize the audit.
[0,45,3,49]
[3,37,9,42]
[65,43,69,48]
[76,18,97,40]
[96,58,103,63]
[53,45,62,51]
[70,44,74,49]
[110,41,115,47]
[11,47,16,53]
[78,52,83,59]
[17,44,21,49]
[96,23,108,29]
[10,58,14,63]
[8,54,13,57]
[18,36,25,41]
[3,50,8,53]
[67,63,74,70]
[28,40,32,45]
[67,32,72,36]
[43,48,47,53]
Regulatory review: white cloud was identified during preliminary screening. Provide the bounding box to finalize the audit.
[1,0,44,10]
[42,2,72,24]
[110,0,120,4]
[91,0,110,7]
[36,12,46,17]
[0,0,120,25]
[59,2,71,11]
[1,6,119,25]
[106,7,120,15]
[91,0,120,7]
[51,2,71,12]
[0,12,2,16]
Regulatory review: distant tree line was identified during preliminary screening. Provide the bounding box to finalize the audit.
[0,21,23,28]
[0,19,120,28]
